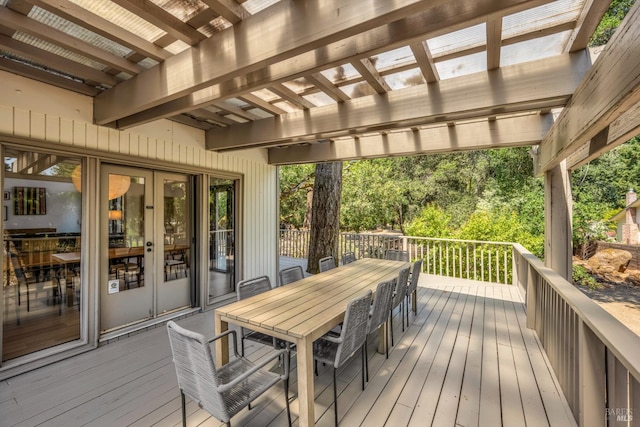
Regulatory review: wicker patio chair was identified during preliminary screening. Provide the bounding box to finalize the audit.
[167,321,291,427]
[367,278,396,366]
[318,256,336,272]
[390,266,410,347]
[279,265,304,286]
[237,276,279,356]
[405,259,423,327]
[385,249,409,261]
[341,251,356,265]
[313,290,372,426]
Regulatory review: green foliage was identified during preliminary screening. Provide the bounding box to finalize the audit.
[279,164,315,228]
[404,205,452,238]
[590,0,635,46]
[572,264,600,290]
[455,210,544,258]
[571,136,640,249]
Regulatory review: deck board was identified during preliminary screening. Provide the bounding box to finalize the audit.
[2,267,577,427]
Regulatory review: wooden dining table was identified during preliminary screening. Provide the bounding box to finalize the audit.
[214,257,410,427]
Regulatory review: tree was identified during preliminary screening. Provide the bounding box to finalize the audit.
[307,162,342,274]
[279,164,314,228]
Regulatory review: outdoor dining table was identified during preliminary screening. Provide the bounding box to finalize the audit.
[214,257,410,427]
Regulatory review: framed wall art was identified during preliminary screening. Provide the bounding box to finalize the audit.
[14,187,47,215]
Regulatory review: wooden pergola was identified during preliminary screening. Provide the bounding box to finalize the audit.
[2,0,639,282]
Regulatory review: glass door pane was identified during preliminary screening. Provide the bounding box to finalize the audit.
[2,150,82,362]
[100,166,153,332]
[208,178,236,303]
[157,173,191,314]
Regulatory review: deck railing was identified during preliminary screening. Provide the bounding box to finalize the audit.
[513,243,640,426]
[279,230,513,284]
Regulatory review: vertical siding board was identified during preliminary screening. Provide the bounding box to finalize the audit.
[108,128,120,152]
[139,136,148,158]
[129,134,139,157]
[147,138,157,159]
[97,126,110,150]
[186,146,193,167]
[119,133,130,155]
[0,105,13,135]
[86,124,98,150]
[14,108,30,137]
[72,121,86,147]
[30,111,46,140]
[59,117,73,144]
[45,115,60,142]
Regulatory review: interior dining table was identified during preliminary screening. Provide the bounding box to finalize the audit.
[214,257,410,427]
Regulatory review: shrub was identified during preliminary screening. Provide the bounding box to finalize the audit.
[572,264,600,290]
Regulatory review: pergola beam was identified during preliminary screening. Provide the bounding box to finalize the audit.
[486,17,502,70]
[536,1,640,175]
[24,0,171,62]
[200,0,250,24]
[239,93,287,116]
[564,0,611,52]
[269,84,316,110]
[110,0,205,45]
[0,57,100,96]
[567,102,640,170]
[0,33,118,86]
[206,51,590,150]
[351,58,391,95]
[95,0,555,126]
[0,6,144,76]
[268,114,552,165]
[410,41,439,83]
[303,73,350,103]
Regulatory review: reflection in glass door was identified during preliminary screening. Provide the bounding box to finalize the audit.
[2,150,82,362]
[208,178,236,302]
[157,173,191,314]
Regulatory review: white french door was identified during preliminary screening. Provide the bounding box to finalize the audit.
[100,165,192,332]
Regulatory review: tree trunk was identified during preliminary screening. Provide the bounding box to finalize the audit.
[304,189,313,229]
[307,162,342,274]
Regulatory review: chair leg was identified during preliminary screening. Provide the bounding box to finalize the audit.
[385,320,389,359]
[181,391,186,427]
[360,343,369,391]
[364,342,368,385]
[284,378,292,426]
[390,309,394,347]
[401,303,405,332]
[405,295,409,328]
[333,367,338,427]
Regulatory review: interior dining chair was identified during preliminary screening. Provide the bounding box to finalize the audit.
[236,276,279,356]
[313,290,372,427]
[167,321,291,427]
[385,249,409,261]
[366,278,396,378]
[9,251,62,315]
[341,251,356,265]
[318,256,336,272]
[279,265,304,286]
[390,266,411,347]
[405,259,423,327]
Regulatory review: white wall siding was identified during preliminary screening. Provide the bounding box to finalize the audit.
[0,71,278,287]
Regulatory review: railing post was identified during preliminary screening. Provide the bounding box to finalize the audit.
[578,322,605,427]
[512,246,519,288]
[526,265,537,330]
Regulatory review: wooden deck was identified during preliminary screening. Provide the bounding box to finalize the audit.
[0,271,576,426]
